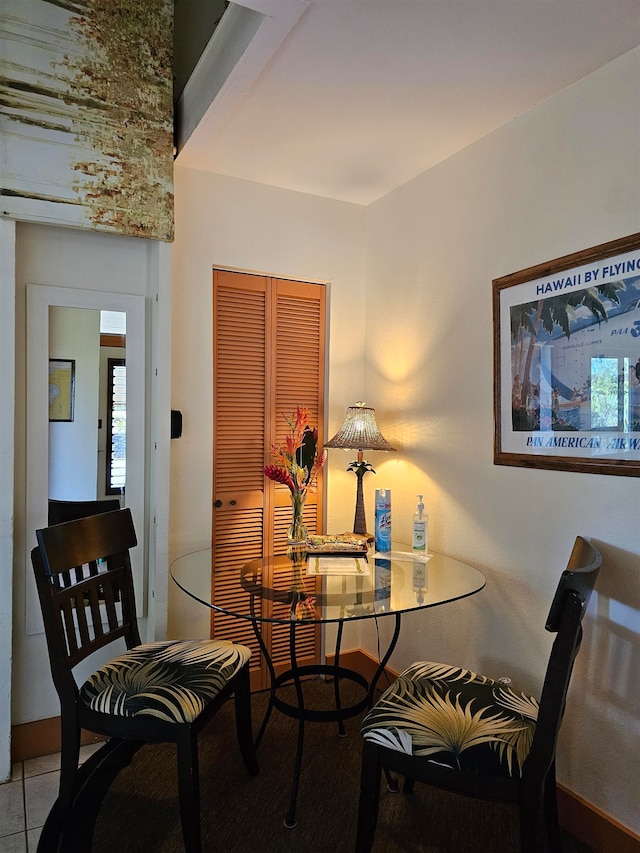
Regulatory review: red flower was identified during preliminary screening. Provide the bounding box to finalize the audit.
[263,465,295,493]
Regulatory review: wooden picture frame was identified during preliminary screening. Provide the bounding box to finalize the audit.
[493,233,640,476]
[48,359,75,422]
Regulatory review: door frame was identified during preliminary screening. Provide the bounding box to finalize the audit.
[0,220,16,782]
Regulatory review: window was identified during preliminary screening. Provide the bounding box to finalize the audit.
[590,356,630,432]
[106,358,126,494]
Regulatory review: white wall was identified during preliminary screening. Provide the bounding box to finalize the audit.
[363,49,640,834]
[169,170,367,637]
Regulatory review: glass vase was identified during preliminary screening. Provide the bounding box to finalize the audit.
[286,542,315,620]
[287,491,308,544]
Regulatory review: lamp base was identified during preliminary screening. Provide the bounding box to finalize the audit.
[353,466,374,542]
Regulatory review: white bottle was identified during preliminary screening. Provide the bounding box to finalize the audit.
[412,494,428,553]
[412,559,427,603]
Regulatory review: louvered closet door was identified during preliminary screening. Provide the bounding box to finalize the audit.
[212,271,267,675]
[212,270,326,690]
[266,278,325,677]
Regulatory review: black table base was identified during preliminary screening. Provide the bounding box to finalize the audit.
[251,609,402,828]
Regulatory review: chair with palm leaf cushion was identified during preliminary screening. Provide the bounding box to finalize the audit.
[32,508,258,853]
[355,535,601,853]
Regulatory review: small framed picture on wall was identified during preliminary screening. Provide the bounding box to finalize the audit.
[49,359,75,422]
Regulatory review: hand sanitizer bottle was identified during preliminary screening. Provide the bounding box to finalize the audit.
[412,495,428,553]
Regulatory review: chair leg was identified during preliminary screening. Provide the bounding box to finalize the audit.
[383,767,399,792]
[54,739,140,853]
[176,727,201,853]
[233,662,259,775]
[355,743,383,853]
[402,776,415,794]
[520,781,545,853]
[544,763,562,853]
[57,716,82,817]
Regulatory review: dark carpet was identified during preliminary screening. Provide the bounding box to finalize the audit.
[92,678,592,853]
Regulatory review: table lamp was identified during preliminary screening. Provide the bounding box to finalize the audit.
[324,401,396,538]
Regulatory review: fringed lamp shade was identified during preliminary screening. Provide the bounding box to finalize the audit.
[324,404,396,453]
[325,402,396,537]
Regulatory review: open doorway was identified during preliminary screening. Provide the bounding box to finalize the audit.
[27,285,146,633]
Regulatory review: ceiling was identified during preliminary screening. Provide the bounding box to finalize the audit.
[175,0,640,206]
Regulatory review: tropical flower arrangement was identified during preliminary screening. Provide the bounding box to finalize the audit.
[264,406,326,542]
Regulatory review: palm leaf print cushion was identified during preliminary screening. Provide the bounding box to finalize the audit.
[361,662,538,777]
[80,640,251,724]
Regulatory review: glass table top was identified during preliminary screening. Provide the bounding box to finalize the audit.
[171,544,486,625]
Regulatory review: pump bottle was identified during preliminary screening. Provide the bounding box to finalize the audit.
[412,494,428,553]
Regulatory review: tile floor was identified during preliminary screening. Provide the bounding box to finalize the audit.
[0,743,102,853]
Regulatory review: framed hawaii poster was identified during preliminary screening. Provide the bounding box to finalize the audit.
[493,233,640,477]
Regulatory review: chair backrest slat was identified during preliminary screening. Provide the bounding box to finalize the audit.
[67,625,129,669]
[36,509,137,576]
[101,579,120,628]
[524,535,601,782]
[48,498,121,526]
[60,598,80,658]
[31,509,142,699]
[86,586,104,640]
[73,591,92,648]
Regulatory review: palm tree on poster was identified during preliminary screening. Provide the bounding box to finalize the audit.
[510,281,626,427]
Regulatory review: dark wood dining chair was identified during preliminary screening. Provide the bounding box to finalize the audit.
[355,535,601,853]
[32,508,258,853]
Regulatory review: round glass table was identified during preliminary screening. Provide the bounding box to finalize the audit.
[171,544,485,827]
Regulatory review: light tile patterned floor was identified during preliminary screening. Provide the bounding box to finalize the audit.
[0,744,102,853]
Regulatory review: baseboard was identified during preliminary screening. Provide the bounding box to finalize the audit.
[326,648,640,853]
[11,717,106,763]
[557,784,640,853]
[325,646,399,685]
